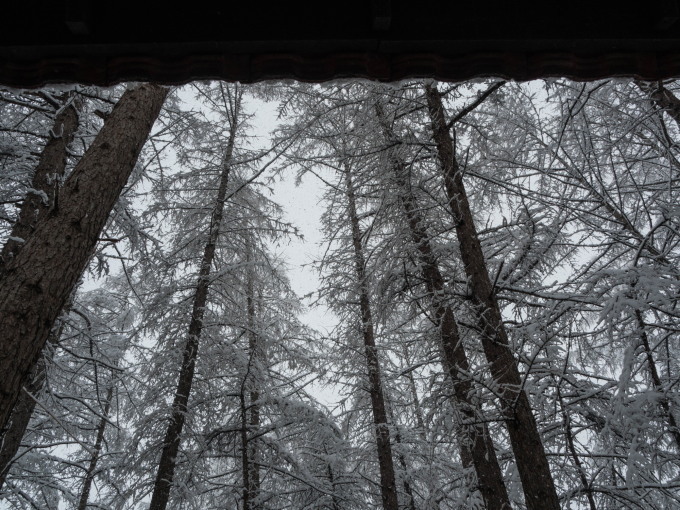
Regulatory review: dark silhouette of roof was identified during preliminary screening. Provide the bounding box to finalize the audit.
[3,1,680,86]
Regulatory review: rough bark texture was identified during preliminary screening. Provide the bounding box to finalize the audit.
[0,326,61,489]
[0,84,167,437]
[77,383,114,510]
[148,102,238,510]
[0,96,79,273]
[425,83,560,510]
[344,166,400,510]
[375,103,511,510]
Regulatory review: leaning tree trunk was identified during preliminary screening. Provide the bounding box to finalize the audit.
[344,164,400,510]
[148,97,239,510]
[0,94,79,273]
[0,321,63,489]
[0,84,167,439]
[0,95,80,487]
[425,83,560,510]
[375,102,512,510]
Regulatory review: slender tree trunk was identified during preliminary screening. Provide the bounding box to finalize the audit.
[148,95,239,510]
[635,310,680,449]
[326,460,341,510]
[243,236,261,510]
[401,344,427,442]
[375,102,512,510]
[425,83,560,510]
[545,112,680,450]
[0,84,167,441]
[77,382,114,510]
[0,95,79,273]
[384,395,417,510]
[344,164,400,510]
[557,386,597,510]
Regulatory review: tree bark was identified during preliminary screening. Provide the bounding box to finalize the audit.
[0,325,61,490]
[0,84,167,439]
[425,83,560,510]
[0,95,79,273]
[148,94,239,510]
[0,95,80,487]
[344,165,400,510]
[375,102,512,510]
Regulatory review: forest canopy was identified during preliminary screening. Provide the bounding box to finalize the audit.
[0,79,679,509]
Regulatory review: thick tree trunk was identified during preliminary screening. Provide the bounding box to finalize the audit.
[77,383,114,510]
[0,96,80,488]
[425,83,560,510]
[0,84,167,439]
[344,165,400,510]
[0,325,61,489]
[375,102,511,510]
[148,97,239,510]
[0,95,79,273]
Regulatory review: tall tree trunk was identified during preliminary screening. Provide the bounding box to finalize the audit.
[635,310,680,449]
[344,164,400,510]
[543,109,680,449]
[557,386,597,510]
[425,83,560,510]
[384,394,417,510]
[148,94,239,510]
[0,95,79,273]
[0,96,80,488]
[0,84,167,440]
[76,382,114,510]
[0,322,62,489]
[243,235,261,510]
[375,102,512,510]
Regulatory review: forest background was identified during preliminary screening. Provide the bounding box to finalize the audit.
[0,78,678,510]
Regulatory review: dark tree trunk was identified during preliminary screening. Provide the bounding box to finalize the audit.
[375,102,512,510]
[0,95,80,488]
[557,387,597,510]
[0,324,61,489]
[0,95,79,273]
[148,96,239,510]
[635,310,680,450]
[344,165,400,510]
[425,83,560,510]
[77,383,114,510]
[0,84,167,440]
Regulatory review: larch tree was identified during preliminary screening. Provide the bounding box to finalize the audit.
[0,83,168,435]
[424,81,560,510]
